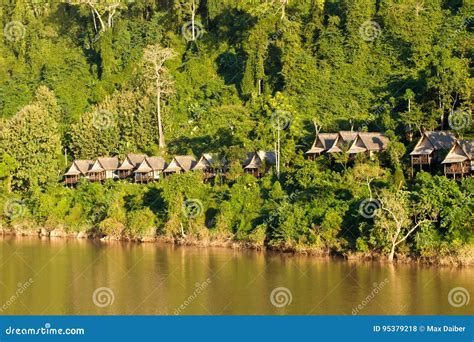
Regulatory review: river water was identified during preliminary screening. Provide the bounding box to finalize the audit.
[0,236,472,315]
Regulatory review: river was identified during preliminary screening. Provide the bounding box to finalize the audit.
[0,236,472,315]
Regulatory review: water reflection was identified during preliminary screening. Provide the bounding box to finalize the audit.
[0,236,472,315]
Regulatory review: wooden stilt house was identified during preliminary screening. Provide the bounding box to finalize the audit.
[163,156,197,176]
[192,153,224,180]
[87,157,120,182]
[442,140,474,179]
[117,153,147,179]
[64,160,94,186]
[347,132,390,159]
[305,133,338,160]
[410,131,456,172]
[134,156,167,183]
[326,131,358,154]
[243,151,276,178]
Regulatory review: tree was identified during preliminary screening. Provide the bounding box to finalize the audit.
[69,90,157,158]
[353,162,384,200]
[1,102,61,190]
[386,141,406,168]
[83,0,124,36]
[275,0,289,20]
[0,153,17,193]
[375,189,433,262]
[185,0,201,41]
[242,22,270,97]
[141,44,177,149]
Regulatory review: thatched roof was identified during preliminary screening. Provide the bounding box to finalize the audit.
[135,157,166,173]
[244,151,276,169]
[460,140,474,159]
[89,157,120,172]
[258,151,276,165]
[327,131,358,153]
[147,156,167,171]
[118,153,147,170]
[347,136,367,154]
[244,153,260,169]
[65,160,94,176]
[192,153,219,170]
[306,133,338,154]
[339,131,358,142]
[348,132,390,153]
[411,131,456,156]
[164,155,196,173]
[442,140,474,164]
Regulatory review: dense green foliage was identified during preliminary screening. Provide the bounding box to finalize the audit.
[0,0,472,262]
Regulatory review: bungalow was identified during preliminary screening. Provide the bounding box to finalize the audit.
[243,150,276,178]
[442,140,474,179]
[410,131,456,172]
[134,156,167,183]
[117,153,147,179]
[347,132,390,159]
[192,153,224,180]
[326,131,358,154]
[163,155,196,175]
[64,160,94,186]
[305,133,338,160]
[87,157,120,182]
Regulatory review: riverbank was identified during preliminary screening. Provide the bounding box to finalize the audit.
[1,225,472,267]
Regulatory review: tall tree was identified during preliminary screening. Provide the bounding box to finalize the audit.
[141,44,176,149]
[375,189,433,262]
[0,89,62,190]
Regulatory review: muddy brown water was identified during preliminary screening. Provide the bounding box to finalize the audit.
[0,236,472,315]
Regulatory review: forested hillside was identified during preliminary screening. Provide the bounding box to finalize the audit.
[0,0,472,264]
